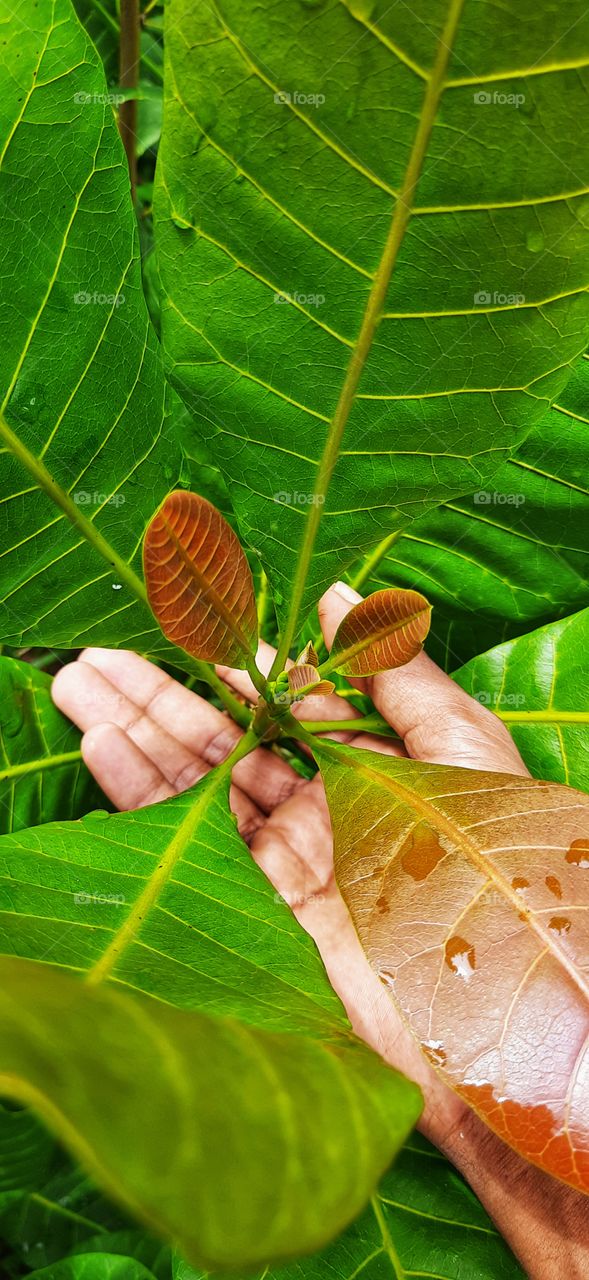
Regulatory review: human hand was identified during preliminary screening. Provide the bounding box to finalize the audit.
[52,582,589,1278]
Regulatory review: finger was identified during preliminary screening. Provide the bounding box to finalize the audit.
[54,650,300,814]
[81,722,265,841]
[318,582,529,775]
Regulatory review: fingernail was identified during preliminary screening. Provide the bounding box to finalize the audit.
[333,581,362,604]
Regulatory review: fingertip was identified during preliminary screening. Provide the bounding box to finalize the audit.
[318,581,363,647]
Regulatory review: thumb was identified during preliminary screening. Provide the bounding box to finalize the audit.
[317,580,363,649]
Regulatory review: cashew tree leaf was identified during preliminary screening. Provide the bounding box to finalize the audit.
[174,1133,524,1280]
[315,739,589,1193]
[0,769,421,1269]
[454,609,589,793]
[0,0,195,674]
[366,356,589,669]
[144,491,258,666]
[156,0,589,653]
[0,657,106,834]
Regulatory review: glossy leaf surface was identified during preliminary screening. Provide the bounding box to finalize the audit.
[368,357,589,669]
[0,771,420,1265]
[0,0,194,672]
[455,609,589,793]
[156,0,589,645]
[144,491,258,666]
[0,658,105,834]
[317,741,589,1193]
[326,588,431,676]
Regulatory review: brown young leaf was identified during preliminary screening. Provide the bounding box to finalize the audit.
[316,741,589,1194]
[287,665,335,699]
[144,491,258,666]
[325,589,431,677]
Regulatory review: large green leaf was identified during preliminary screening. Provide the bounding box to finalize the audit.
[0,955,419,1271]
[0,767,420,1267]
[455,609,589,792]
[366,356,589,668]
[156,0,589,654]
[0,657,106,833]
[175,1133,524,1280]
[0,0,189,666]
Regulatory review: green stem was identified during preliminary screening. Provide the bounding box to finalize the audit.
[297,714,397,738]
[194,663,251,729]
[349,530,401,594]
[245,653,268,699]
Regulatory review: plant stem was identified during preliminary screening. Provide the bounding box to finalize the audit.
[245,653,269,698]
[119,0,140,199]
[297,714,397,738]
[349,530,401,593]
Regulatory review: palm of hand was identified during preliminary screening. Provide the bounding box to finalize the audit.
[52,582,528,1145]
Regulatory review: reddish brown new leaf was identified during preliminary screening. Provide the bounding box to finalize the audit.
[287,665,335,699]
[317,741,589,1194]
[144,491,258,667]
[324,589,431,677]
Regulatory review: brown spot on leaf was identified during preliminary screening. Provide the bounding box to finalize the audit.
[401,822,447,882]
[512,876,529,891]
[444,935,476,979]
[549,916,571,936]
[545,875,562,898]
[422,1041,447,1068]
[567,839,589,869]
[376,895,390,914]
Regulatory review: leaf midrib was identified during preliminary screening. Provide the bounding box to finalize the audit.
[316,739,589,1006]
[271,0,467,671]
[0,411,149,605]
[324,602,431,674]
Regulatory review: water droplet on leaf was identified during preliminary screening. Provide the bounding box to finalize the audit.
[526,229,544,253]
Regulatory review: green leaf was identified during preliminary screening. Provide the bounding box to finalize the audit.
[174,1134,524,1280]
[0,1162,130,1271]
[366,358,589,669]
[0,766,421,1267]
[0,658,106,833]
[0,953,421,1271]
[28,1259,163,1280]
[454,608,589,792]
[0,1101,54,1193]
[0,0,191,669]
[156,0,589,654]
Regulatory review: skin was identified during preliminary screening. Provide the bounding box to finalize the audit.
[53,582,589,1278]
